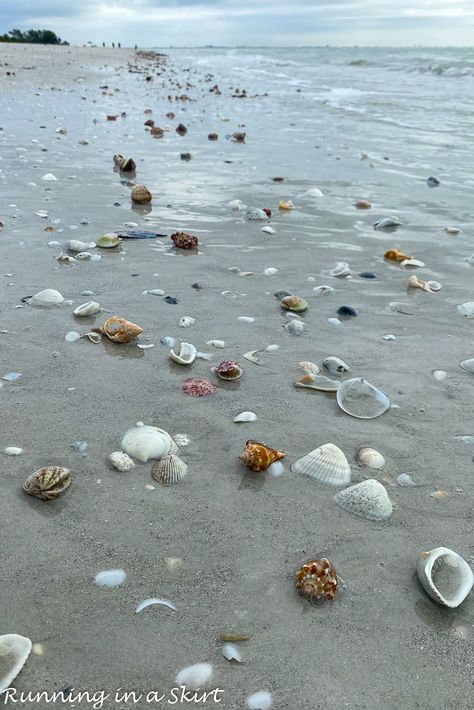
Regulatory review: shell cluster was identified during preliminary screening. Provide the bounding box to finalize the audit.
[296,558,338,601]
[23,466,71,501]
[239,440,285,472]
[170,231,198,249]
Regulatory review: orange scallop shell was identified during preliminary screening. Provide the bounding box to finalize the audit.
[239,440,285,472]
[93,316,143,343]
[296,558,338,601]
[384,248,412,262]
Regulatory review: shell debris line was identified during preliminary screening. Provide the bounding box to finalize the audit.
[2,41,473,710]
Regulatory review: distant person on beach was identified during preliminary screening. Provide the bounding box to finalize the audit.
[112,42,115,48]
[102,42,105,47]
[118,42,121,48]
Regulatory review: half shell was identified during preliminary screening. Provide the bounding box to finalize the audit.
[336,378,390,419]
[233,411,257,423]
[416,547,474,608]
[121,425,178,463]
[169,342,197,365]
[280,295,308,313]
[0,634,32,695]
[23,466,71,500]
[356,447,385,469]
[151,454,188,484]
[215,360,243,380]
[30,289,64,307]
[334,479,393,521]
[291,443,351,487]
[459,358,474,374]
[73,301,100,317]
[96,233,121,248]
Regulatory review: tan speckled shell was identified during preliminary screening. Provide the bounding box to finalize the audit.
[94,316,143,343]
[23,466,71,501]
[239,440,285,472]
[296,558,338,601]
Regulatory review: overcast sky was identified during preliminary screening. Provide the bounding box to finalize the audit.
[1,0,473,46]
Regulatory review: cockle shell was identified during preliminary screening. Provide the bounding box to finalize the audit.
[30,289,64,307]
[416,547,474,608]
[0,634,32,695]
[407,275,436,293]
[384,248,412,262]
[109,451,135,472]
[356,447,385,469]
[170,231,198,249]
[131,184,152,203]
[169,342,197,365]
[323,356,350,375]
[296,558,338,601]
[66,239,96,252]
[121,425,178,463]
[23,466,71,501]
[336,378,390,419]
[215,360,243,380]
[151,454,188,484]
[294,373,340,392]
[291,443,351,487]
[93,316,143,343]
[334,479,393,521]
[239,440,285,472]
[96,232,121,248]
[73,301,100,317]
[280,295,308,312]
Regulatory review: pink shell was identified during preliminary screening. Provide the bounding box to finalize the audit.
[181,377,216,397]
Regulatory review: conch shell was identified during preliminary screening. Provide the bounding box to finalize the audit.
[384,248,412,262]
[92,316,143,343]
[23,466,71,501]
[296,558,338,601]
[239,440,285,472]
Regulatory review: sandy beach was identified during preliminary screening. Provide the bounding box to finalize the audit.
[1,44,473,710]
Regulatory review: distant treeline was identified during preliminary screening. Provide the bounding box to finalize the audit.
[0,29,68,45]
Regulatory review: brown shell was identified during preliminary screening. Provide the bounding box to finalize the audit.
[144,119,155,127]
[296,558,338,601]
[150,126,164,138]
[176,123,187,135]
[384,248,412,262]
[23,466,71,501]
[171,232,198,249]
[231,132,246,143]
[239,440,285,472]
[131,185,152,203]
[93,316,143,343]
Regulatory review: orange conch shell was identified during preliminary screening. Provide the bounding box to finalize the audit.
[239,440,285,472]
[384,248,412,262]
[296,558,338,602]
[93,316,143,343]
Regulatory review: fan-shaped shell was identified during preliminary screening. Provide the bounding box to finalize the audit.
[336,378,390,419]
[131,184,152,203]
[416,547,474,608]
[23,466,71,500]
[96,233,121,248]
[95,316,143,343]
[239,440,285,472]
[30,289,64,307]
[215,360,243,380]
[169,342,197,365]
[0,634,32,695]
[334,479,393,521]
[73,301,100,317]
[295,558,338,601]
[121,425,178,463]
[356,447,385,469]
[151,454,188,484]
[291,443,351,487]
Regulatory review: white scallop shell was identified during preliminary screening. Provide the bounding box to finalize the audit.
[291,443,351,487]
[30,288,64,307]
[0,634,32,695]
[233,411,257,423]
[222,644,242,662]
[66,239,96,252]
[323,356,350,374]
[335,479,393,521]
[109,451,135,472]
[121,425,178,463]
[73,301,100,317]
[356,447,385,470]
[329,262,351,277]
[152,454,188,484]
[175,663,213,690]
[416,547,473,608]
[169,342,197,365]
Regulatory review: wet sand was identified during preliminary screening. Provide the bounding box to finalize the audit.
[1,44,473,710]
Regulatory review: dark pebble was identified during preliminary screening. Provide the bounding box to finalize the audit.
[164,296,178,304]
[337,305,358,317]
[358,272,377,279]
[180,153,192,161]
[113,202,121,206]
[427,176,440,187]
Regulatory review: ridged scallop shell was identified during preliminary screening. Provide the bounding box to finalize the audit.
[151,454,188,484]
[169,342,197,365]
[334,479,393,521]
[294,373,340,392]
[215,360,243,380]
[416,547,474,608]
[356,447,385,469]
[121,425,178,463]
[0,634,32,695]
[291,443,351,487]
[30,289,64,307]
[96,233,121,248]
[323,356,350,374]
[280,295,308,312]
[73,301,100,317]
[23,466,71,500]
[239,440,285,472]
[295,558,338,601]
[93,316,143,343]
[131,184,152,203]
[336,378,390,419]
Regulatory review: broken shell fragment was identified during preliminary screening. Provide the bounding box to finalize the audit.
[336,378,390,419]
[323,356,350,375]
[243,350,261,365]
[151,454,188,485]
[400,258,425,269]
[66,239,96,252]
[296,558,338,601]
[222,644,242,662]
[0,634,32,695]
[329,262,351,277]
[335,479,393,521]
[215,360,243,380]
[416,547,473,608]
[131,184,152,203]
[384,248,412,262]
[459,358,474,374]
[207,339,225,348]
[73,301,100,317]
[291,443,351,487]
[169,342,197,365]
[294,373,340,392]
[93,316,143,343]
[171,231,198,249]
[121,425,178,463]
[239,440,285,472]
[23,466,71,501]
[407,275,437,293]
[178,316,196,328]
[356,447,385,469]
[280,295,308,313]
[96,233,121,248]
[109,451,135,472]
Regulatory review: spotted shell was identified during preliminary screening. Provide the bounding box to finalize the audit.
[151,454,188,485]
[23,466,71,501]
[384,248,412,262]
[215,360,242,380]
[296,558,338,601]
[170,232,198,249]
[93,316,143,343]
[239,440,285,472]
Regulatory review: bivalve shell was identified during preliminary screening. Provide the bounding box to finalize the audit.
[73,301,100,317]
[233,411,257,423]
[121,425,178,463]
[416,547,474,608]
[336,378,390,419]
[294,373,340,392]
[334,479,393,521]
[30,289,64,307]
[23,466,71,500]
[291,443,351,487]
[280,295,308,313]
[96,233,121,248]
[356,447,385,469]
[151,454,188,484]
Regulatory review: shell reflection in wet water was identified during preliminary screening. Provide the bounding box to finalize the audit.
[296,558,338,601]
[416,547,474,609]
[291,443,351,487]
[335,479,393,521]
[239,440,285,472]
[151,454,188,484]
[356,447,385,470]
[336,378,390,419]
[23,466,71,500]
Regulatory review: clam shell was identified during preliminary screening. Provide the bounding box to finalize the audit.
[400,258,425,269]
[336,378,390,419]
[416,547,473,608]
[73,301,100,317]
[23,466,71,500]
[169,342,197,365]
[96,232,121,248]
[459,358,474,374]
[151,454,188,484]
[283,320,305,335]
[356,447,385,469]
[334,479,393,521]
[291,443,351,487]
[294,373,340,392]
[280,295,308,313]
[30,288,64,307]
[121,425,178,463]
[0,634,32,695]
[323,356,350,375]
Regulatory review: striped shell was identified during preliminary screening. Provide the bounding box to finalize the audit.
[94,316,143,343]
[151,454,188,485]
[239,440,285,472]
[23,466,71,501]
[334,479,393,521]
[291,443,351,487]
[296,558,338,601]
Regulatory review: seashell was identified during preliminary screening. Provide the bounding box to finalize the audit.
[81,331,102,343]
[261,225,275,234]
[313,284,334,294]
[267,461,284,476]
[66,239,96,252]
[152,454,188,485]
[354,199,371,209]
[237,316,255,323]
[416,548,473,608]
[161,336,176,347]
[432,370,447,381]
[231,131,246,142]
[5,447,23,456]
[397,473,419,487]
[0,634,32,695]
[239,440,285,472]
[323,356,350,375]
[135,597,177,613]
[356,447,385,469]
[76,251,94,260]
[181,377,216,397]
[169,342,197,365]
[73,301,100,317]
[65,331,80,342]
[113,155,136,172]
[243,350,262,365]
[336,377,390,419]
[96,232,121,248]
[246,208,268,220]
[176,123,187,136]
[283,320,305,335]
[233,411,257,423]
[384,248,412,262]
[178,316,196,328]
[291,443,351,487]
[175,663,213,691]
[337,305,358,317]
[334,479,393,521]
[207,339,225,348]
[426,280,441,291]
[298,361,319,375]
[329,262,351,277]
[278,200,294,210]
[94,569,126,588]
[23,466,71,500]
[459,358,474,374]
[445,226,460,234]
[294,373,340,392]
[30,288,64,307]
[109,451,135,472]
[407,275,436,293]
[222,644,242,662]
[246,691,273,710]
[373,217,402,231]
[263,267,278,275]
[305,187,323,197]
[121,425,178,463]
[228,199,244,210]
[295,558,338,601]
[131,184,152,203]
[400,258,425,269]
[57,252,77,264]
[281,295,308,312]
[170,231,198,249]
[456,302,474,317]
[215,360,243,380]
[93,316,143,343]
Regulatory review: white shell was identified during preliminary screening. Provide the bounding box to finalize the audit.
[207,340,225,348]
[42,172,57,181]
[323,356,350,374]
[169,342,197,365]
[400,258,425,269]
[76,251,93,260]
[57,253,77,264]
[94,569,126,588]
[246,691,273,710]
[263,267,278,275]
[135,597,177,613]
[4,447,23,456]
[336,378,390,419]
[175,663,213,690]
[329,262,351,277]
[233,411,257,423]
[261,226,275,234]
[356,447,385,469]
[373,217,402,230]
[109,451,135,472]
[30,289,64,307]
[457,302,474,317]
[73,301,100,317]
[291,443,351,487]
[313,285,334,294]
[66,239,96,252]
[178,316,196,328]
[335,479,393,521]
[121,425,178,463]
[0,634,32,695]
[238,316,255,322]
[305,187,323,197]
[459,358,474,373]
[427,280,442,292]
[416,547,473,608]
[222,644,242,662]
[283,320,305,335]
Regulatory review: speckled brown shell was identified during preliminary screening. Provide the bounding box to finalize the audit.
[171,232,198,249]
[23,466,71,501]
[239,440,285,472]
[131,185,152,203]
[296,558,338,601]
[93,316,143,343]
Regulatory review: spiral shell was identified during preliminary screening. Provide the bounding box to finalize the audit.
[151,454,188,485]
[131,184,152,204]
[23,466,71,501]
[239,440,285,472]
[384,248,412,262]
[170,232,198,249]
[93,316,143,343]
[296,558,338,602]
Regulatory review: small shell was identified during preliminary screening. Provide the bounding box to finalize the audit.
[175,663,213,690]
[323,356,350,375]
[23,466,71,501]
[373,217,402,230]
[283,320,305,335]
[73,301,100,317]
[279,200,294,210]
[171,231,198,249]
[305,187,323,197]
[296,558,338,601]
[131,184,152,203]
[356,447,385,470]
[135,597,177,613]
[169,342,197,365]
[121,425,178,463]
[298,361,319,375]
[222,644,242,662]
[96,233,121,248]
[215,360,243,380]
[29,289,64,307]
[94,569,126,588]
[178,316,196,328]
[407,275,436,293]
[291,443,351,487]
[329,262,351,277]
[416,548,473,608]
[181,377,216,397]
[151,454,188,484]
[384,248,412,262]
[218,633,252,642]
[4,447,22,456]
[335,479,393,521]
[459,358,474,374]
[239,440,285,472]
[94,316,143,343]
[0,634,32,695]
[313,284,334,294]
[336,378,390,419]
[354,199,371,209]
[243,350,262,365]
[281,295,308,312]
[294,373,340,392]
[400,258,425,269]
[109,451,135,472]
[233,411,257,423]
[207,339,225,348]
[57,253,77,264]
[66,239,96,252]
[246,691,273,710]
[81,331,102,343]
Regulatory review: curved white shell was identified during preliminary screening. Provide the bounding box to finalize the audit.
[329,262,351,277]
[222,644,242,662]
[305,187,323,197]
[233,411,257,423]
[30,288,64,307]
[335,479,393,521]
[373,217,401,230]
[356,447,385,470]
[336,378,390,419]
[313,284,334,294]
[66,239,96,252]
[400,258,425,269]
[178,316,196,328]
[175,663,213,690]
[94,569,126,588]
[152,454,188,484]
[246,691,273,710]
[135,597,177,613]
[416,547,473,608]
[169,342,197,365]
[460,358,474,374]
[109,451,135,472]
[323,356,350,374]
[73,301,100,317]
[0,634,32,695]
[291,443,351,487]
[207,339,225,348]
[121,425,178,463]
